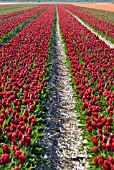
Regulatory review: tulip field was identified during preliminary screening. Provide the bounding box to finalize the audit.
[63,4,114,43]
[0,4,55,170]
[0,3,114,170]
[73,6,114,25]
[0,5,50,46]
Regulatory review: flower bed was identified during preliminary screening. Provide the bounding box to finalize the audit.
[0,5,49,46]
[0,5,55,170]
[63,4,114,41]
[73,6,114,25]
[58,5,114,170]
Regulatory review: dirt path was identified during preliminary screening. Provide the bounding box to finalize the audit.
[37,7,88,170]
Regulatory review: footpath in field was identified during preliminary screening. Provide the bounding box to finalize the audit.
[37,8,88,170]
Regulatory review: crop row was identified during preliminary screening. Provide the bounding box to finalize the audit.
[58,5,114,170]
[0,5,55,170]
[74,6,114,25]
[0,5,39,21]
[63,4,114,42]
[0,5,49,46]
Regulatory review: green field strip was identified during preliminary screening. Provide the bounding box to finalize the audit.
[0,6,40,22]
[0,5,37,15]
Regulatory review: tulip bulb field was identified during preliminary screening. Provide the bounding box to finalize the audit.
[0,3,114,170]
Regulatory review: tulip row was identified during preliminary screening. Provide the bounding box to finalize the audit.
[74,6,114,25]
[0,5,49,46]
[58,5,114,170]
[0,5,55,170]
[0,5,39,21]
[63,4,114,43]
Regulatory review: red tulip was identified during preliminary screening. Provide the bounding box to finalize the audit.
[0,126,2,134]
[98,158,104,165]
[7,132,12,140]
[12,166,20,170]
[1,153,10,165]
[14,150,21,159]
[2,144,10,154]
[20,138,25,146]
[92,136,98,146]
[87,126,93,133]
[19,155,26,164]
[102,160,111,170]
[93,157,99,164]
[93,146,99,154]
[106,143,111,152]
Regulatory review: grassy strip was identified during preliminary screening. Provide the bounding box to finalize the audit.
[0,5,36,15]
[0,7,48,47]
